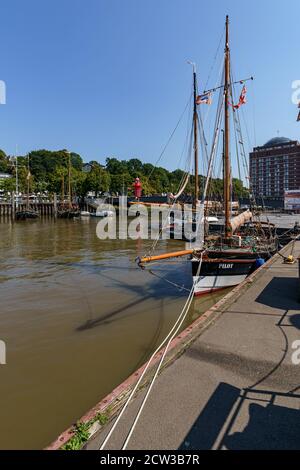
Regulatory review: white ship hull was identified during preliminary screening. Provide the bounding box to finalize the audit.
[193,273,247,296]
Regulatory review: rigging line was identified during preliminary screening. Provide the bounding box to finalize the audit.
[230,62,253,152]
[204,24,225,92]
[229,69,247,182]
[251,79,257,147]
[121,253,204,450]
[176,94,193,172]
[230,65,252,177]
[202,61,224,131]
[229,75,242,180]
[203,76,253,95]
[231,95,242,181]
[205,85,224,175]
[145,127,195,258]
[231,103,249,183]
[141,101,194,252]
[148,268,190,292]
[201,95,224,202]
[99,252,204,451]
[141,111,194,260]
[147,91,193,181]
[197,79,224,183]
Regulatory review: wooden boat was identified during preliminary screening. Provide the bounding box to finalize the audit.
[57,150,80,218]
[15,209,39,220]
[15,153,40,221]
[90,210,114,217]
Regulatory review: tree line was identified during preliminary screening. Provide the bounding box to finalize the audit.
[0,149,249,199]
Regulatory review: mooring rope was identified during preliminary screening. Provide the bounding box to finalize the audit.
[99,252,204,450]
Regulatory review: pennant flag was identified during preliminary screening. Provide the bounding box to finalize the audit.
[229,85,247,110]
[196,92,212,105]
[26,171,31,181]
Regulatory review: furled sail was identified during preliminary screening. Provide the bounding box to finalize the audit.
[169,173,190,200]
[230,210,252,233]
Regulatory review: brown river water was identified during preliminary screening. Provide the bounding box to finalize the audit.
[0,217,228,449]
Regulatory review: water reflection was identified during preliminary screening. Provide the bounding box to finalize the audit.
[0,218,227,449]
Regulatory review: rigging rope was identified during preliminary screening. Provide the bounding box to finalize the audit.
[147,92,193,182]
[99,252,204,450]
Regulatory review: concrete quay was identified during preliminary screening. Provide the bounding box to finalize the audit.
[85,241,300,450]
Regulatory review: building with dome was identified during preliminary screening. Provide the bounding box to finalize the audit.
[249,137,300,206]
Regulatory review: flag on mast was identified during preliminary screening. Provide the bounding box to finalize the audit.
[229,85,247,110]
[196,92,212,105]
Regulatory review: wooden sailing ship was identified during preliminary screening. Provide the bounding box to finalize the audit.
[15,153,39,220]
[138,16,278,295]
[57,150,80,218]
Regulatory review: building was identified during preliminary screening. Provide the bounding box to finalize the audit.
[249,137,300,205]
[82,163,93,173]
[0,172,11,181]
[284,190,300,212]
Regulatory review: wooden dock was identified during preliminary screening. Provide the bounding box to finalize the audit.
[0,202,56,217]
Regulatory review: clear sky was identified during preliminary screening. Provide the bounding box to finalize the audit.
[0,0,299,176]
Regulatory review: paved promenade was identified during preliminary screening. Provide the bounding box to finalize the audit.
[87,242,300,450]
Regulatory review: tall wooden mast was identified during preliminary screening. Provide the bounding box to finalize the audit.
[67,150,72,209]
[193,66,199,210]
[26,153,30,210]
[224,15,232,237]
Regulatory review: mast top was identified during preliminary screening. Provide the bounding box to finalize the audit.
[187,60,196,74]
[225,15,229,52]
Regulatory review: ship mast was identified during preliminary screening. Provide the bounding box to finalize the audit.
[224,15,232,238]
[27,153,30,211]
[192,65,199,210]
[63,149,72,210]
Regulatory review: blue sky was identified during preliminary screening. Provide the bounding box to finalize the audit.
[0,0,299,176]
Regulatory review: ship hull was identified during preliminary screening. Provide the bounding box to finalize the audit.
[192,252,257,296]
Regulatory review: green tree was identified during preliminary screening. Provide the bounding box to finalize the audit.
[85,167,111,196]
[106,157,128,175]
[0,149,10,173]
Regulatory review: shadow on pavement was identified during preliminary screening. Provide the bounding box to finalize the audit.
[179,382,300,450]
[255,277,299,310]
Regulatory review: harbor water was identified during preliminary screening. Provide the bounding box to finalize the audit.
[0,218,228,449]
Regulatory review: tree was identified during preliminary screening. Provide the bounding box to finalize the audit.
[0,149,9,173]
[0,177,15,193]
[127,158,143,177]
[106,157,128,175]
[71,152,83,171]
[232,178,249,199]
[84,167,111,196]
[109,172,131,195]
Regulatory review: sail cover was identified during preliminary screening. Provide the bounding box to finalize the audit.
[230,209,252,233]
[169,173,190,200]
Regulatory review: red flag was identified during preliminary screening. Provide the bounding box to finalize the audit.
[229,85,247,110]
